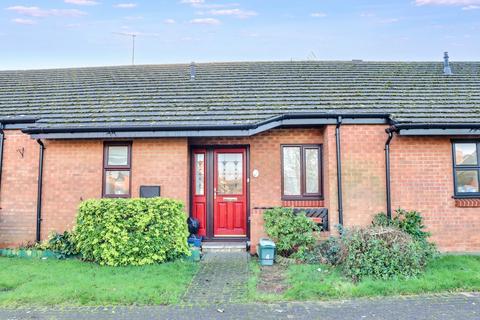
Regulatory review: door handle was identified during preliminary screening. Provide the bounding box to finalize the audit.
[214,187,217,200]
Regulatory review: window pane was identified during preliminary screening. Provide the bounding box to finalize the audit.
[456,170,479,193]
[455,143,477,165]
[283,147,301,196]
[217,153,243,195]
[105,170,130,195]
[305,148,319,193]
[108,146,129,166]
[195,153,205,195]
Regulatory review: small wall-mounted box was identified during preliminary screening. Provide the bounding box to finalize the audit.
[139,186,161,198]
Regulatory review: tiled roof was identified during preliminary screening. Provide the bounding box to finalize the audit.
[0,61,479,130]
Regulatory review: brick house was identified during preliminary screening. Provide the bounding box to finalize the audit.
[0,57,479,253]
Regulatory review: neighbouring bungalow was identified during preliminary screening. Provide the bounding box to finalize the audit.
[0,53,479,253]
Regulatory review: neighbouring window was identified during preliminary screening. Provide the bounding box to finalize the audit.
[453,142,480,196]
[282,145,322,199]
[103,143,131,197]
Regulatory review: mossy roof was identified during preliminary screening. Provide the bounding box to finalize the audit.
[1,60,479,129]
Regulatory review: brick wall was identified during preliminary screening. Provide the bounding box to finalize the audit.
[340,125,388,227]
[390,136,480,252]
[41,140,103,238]
[131,139,189,207]
[0,133,189,246]
[0,131,38,246]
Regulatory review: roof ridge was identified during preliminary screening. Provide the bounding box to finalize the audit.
[2,60,480,73]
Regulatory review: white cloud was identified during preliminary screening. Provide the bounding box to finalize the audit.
[114,3,137,8]
[164,18,176,24]
[181,0,204,4]
[181,0,238,9]
[189,17,221,25]
[209,8,257,18]
[124,15,143,20]
[6,6,86,17]
[416,0,480,5]
[64,0,99,5]
[462,4,480,9]
[310,12,327,18]
[12,18,36,25]
[200,3,239,9]
[379,18,400,23]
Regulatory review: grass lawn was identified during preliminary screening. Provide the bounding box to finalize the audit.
[251,255,480,301]
[0,257,198,306]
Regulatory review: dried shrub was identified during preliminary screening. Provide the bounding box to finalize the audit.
[341,226,436,282]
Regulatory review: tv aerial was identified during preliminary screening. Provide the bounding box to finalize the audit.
[113,32,137,65]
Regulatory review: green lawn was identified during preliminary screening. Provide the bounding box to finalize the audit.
[252,255,480,301]
[0,257,198,306]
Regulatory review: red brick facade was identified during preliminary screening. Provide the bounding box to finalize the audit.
[0,131,38,247]
[0,134,189,246]
[1,127,479,253]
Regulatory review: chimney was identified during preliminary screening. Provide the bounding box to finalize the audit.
[443,52,452,75]
[190,62,196,80]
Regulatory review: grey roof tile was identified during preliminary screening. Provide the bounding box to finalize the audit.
[0,61,479,129]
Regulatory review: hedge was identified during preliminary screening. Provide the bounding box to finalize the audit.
[74,198,190,266]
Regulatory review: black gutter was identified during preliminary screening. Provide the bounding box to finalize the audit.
[384,129,394,220]
[22,113,391,134]
[36,139,45,243]
[336,116,344,226]
[391,123,480,131]
[0,116,39,125]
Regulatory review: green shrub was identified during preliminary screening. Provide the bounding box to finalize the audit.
[263,207,319,257]
[341,226,436,282]
[373,208,431,242]
[74,198,190,266]
[46,231,78,258]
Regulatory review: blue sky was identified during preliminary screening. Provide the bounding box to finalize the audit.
[1,0,479,69]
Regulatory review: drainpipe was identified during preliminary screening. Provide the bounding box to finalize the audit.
[36,139,45,243]
[335,116,344,226]
[385,129,394,220]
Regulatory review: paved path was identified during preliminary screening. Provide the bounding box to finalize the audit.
[1,293,479,319]
[182,252,250,305]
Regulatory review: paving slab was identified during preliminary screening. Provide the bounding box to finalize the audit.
[182,251,251,306]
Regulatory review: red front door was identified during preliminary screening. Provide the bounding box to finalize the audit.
[213,148,247,237]
[191,147,248,238]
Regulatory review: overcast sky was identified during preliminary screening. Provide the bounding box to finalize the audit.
[1,0,479,70]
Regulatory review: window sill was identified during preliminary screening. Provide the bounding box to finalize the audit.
[452,195,480,199]
[103,195,131,199]
[282,199,325,207]
[453,198,480,208]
